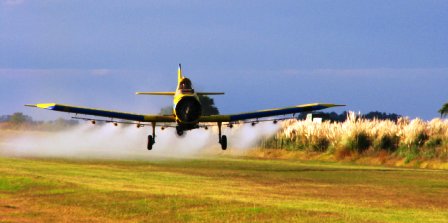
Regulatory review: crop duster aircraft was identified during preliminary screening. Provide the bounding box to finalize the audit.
[26,64,344,150]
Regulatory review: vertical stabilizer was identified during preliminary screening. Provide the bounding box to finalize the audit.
[178,63,182,82]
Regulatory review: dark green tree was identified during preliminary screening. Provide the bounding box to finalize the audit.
[158,95,219,115]
[439,102,448,118]
[159,106,173,115]
[9,112,32,125]
[198,95,219,115]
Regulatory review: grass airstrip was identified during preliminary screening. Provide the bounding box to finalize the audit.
[1,156,448,222]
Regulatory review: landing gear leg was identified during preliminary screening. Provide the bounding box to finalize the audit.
[147,122,156,150]
[218,122,227,150]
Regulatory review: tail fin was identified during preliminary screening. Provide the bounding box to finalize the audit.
[178,63,182,82]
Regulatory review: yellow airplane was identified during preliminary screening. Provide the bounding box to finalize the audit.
[26,64,344,150]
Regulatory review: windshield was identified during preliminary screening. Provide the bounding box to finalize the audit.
[179,78,193,90]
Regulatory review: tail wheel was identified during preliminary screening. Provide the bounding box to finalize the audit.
[220,135,227,150]
[147,135,154,150]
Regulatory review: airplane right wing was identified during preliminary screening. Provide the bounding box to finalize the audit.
[196,92,225,95]
[199,103,345,122]
[25,103,176,122]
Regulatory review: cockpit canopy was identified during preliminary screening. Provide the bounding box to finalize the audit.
[178,78,194,93]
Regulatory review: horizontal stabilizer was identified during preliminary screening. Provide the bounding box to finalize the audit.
[135,92,176,96]
[196,92,225,95]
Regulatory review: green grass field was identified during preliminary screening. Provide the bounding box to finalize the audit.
[1,156,448,222]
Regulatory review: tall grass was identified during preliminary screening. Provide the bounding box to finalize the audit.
[261,112,448,161]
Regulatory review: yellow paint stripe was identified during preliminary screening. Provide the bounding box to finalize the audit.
[36,103,57,109]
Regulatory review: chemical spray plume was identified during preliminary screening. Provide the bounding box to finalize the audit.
[1,122,280,160]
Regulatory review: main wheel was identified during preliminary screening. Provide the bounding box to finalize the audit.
[220,135,227,150]
[176,126,184,136]
[147,135,154,150]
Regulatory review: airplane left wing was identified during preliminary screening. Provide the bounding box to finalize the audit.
[199,103,345,122]
[25,103,175,122]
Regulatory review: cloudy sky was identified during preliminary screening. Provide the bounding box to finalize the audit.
[1,0,447,120]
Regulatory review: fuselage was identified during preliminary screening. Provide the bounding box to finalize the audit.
[173,77,202,130]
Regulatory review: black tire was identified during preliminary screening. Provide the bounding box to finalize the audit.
[221,135,227,150]
[147,135,154,150]
[176,126,184,136]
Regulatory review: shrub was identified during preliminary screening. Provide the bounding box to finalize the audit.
[425,137,443,148]
[374,134,400,152]
[421,147,437,159]
[414,132,429,147]
[397,144,420,163]
[335,147,351,160]
[404,152,418,164]
[261,112,448,160]
[311,137,330,152]
[346,131,371,153]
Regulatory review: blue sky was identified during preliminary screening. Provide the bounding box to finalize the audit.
[1,0,447,120]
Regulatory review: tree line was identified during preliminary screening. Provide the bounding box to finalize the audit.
[0,112,78,130]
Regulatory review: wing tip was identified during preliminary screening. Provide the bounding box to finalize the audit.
[316,103,345,108]
[35,103,57,109]
[303,103,346,108]
[25,103,57,109]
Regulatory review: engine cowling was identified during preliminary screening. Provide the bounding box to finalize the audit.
[174,96,202,123]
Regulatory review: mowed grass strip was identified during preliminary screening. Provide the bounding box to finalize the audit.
[0,156,448,222]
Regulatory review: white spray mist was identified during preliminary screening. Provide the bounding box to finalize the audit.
[1,121,280,160]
